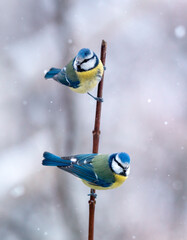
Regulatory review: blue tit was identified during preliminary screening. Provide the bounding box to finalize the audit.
[42,152,130,190]
[44,48,104,102]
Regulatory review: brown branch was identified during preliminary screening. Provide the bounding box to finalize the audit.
[88,40,107,240]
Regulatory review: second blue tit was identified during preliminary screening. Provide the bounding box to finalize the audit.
[42,152,130,190]
[44,48,104,102]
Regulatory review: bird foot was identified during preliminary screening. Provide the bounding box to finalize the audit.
[87,92,104,102]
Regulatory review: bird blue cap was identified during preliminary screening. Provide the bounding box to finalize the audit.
[76,48,94,61]
[109,152,130,165]
[118,152,130,164]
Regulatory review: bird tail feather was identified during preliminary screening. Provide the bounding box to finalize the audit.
[42,152,70,167]
[44,68,61,79]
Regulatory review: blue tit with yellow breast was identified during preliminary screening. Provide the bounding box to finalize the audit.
[44,48,104,102]
[42,152,130,190]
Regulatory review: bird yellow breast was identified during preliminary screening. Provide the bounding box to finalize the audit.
[70,60,103,94]
[82,175,128,190]
[111,175,127,189]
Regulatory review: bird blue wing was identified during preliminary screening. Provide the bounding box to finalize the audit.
[45,68,61,79]
[45,59,80,89]
[43,152,111,187]
[59,154,97,181]
[52,67,72,87]
[59,154,112,187]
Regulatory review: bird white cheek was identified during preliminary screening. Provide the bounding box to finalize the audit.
[111,161,123,174]
[80,57,96,71]
[126,167,130,176]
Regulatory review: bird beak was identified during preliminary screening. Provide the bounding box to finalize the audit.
[121,165,130,177]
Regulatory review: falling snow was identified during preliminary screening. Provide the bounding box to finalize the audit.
[174,25,186,38]
[68,39,73,44]
[22,100,28,105]
[10,185,25,198]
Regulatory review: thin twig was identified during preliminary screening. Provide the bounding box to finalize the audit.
[88,40,107,240]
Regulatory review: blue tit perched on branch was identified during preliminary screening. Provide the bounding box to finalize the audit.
[44,48,104,102]
[42,152,130,190]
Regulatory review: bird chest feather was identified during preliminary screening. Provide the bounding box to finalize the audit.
[71,60,103,93]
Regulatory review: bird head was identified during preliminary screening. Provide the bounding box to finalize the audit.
[109,152,130,177]
[73,48,98,72]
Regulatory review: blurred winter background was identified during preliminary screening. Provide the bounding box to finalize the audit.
[0,0,187,239]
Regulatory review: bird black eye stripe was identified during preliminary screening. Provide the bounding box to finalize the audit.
[81,58,90,64]
[81,55,95,64]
